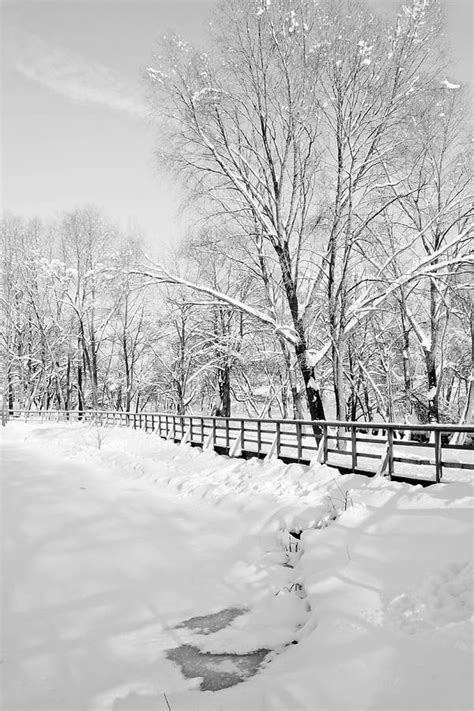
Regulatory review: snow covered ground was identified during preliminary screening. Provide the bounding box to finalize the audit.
[1,422,473,710]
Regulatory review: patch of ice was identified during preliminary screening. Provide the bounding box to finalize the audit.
[175,607,246,635]
[166,645,270,691]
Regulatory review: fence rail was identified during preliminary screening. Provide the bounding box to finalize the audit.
[8,409,474,484]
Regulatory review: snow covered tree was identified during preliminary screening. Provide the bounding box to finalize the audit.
[145,0,472,423]
[146,0,328,421]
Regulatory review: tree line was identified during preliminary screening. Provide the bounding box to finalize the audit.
[1,0,473,424]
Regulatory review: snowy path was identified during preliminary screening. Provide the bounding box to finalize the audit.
[1,436,277,710]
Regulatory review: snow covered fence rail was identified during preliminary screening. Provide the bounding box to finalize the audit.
[9,409,474,484]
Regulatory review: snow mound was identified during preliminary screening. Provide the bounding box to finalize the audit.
[195,590,308,653]
[385,560,473,635]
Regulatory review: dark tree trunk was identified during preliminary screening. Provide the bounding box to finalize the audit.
[275,242,325,427]
[295,340,325,426]
[77,340,84,419]
[65,355,72,418]
[8,376,14,414]
[217,363,231,417]
[425,350,439,423]
[332,339,345,421]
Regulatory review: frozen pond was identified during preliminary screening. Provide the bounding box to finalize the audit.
[167,644,270,691]
[168,608,270,690]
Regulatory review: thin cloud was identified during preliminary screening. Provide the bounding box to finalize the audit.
[4,29,148,118]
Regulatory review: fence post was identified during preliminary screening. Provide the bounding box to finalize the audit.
[203,419,215,451]
[257,420,262,457]
[296,422,302,463]
[351,425,357,471]
[434,429,442,483]
[387,427,394,479]
[226,419,230,450]
[201,417,205,445]
[315,425,327,464]
[376,441,390,476]
[276,421,281,459]
[180,424,191,445]
[229,430,243,457]
[240,419,245,453]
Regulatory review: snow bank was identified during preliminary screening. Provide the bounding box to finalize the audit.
[12,421,345,531]
[3,422,473,711]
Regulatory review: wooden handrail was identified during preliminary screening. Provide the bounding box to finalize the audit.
[7,408,474,484]
[7,408,474,433]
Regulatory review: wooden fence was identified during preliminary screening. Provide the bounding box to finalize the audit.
[9,409,474,484]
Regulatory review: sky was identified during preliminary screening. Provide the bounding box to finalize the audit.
[1,0,472,254]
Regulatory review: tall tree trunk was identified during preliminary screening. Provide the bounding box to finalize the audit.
[8,374,14,414]
[332,333,346,421]
[65,355,72,418]
[279,340,303,419]
[276,242,325,425]
[425,349,439,423]
[217,363,231,417]
[77,336,84,418]
[331,331,346,447]
[295,340,325,424]
[426,275,440,423]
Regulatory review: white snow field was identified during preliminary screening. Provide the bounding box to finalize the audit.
[1,422,473,711]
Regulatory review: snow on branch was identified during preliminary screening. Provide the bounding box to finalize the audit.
[131,258,300,346]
